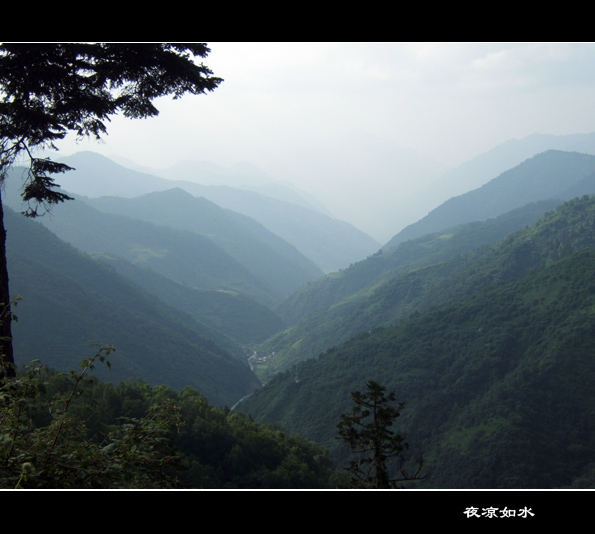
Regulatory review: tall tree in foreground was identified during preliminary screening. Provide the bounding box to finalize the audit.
[0,43,222,376]
[337,380,425,488]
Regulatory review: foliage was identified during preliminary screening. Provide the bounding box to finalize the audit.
[170,388,339,489]
[0,346,339,489]
[0,42,222,374]
[337,380,424,488]
[0,347,183,489]
[259,194,595,378]
[238,197,595,488]
[259,199,560,377]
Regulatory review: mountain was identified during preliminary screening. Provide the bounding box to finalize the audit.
[147,184,381,273]
[426,130,595,206]
[241,181,334,217]
[94,253,285,345]
[148,159,276,189]
[237,194,595,488]
[5,208,261,407]
[259,151,595,378]
[255,199,561,378]
[385,150,595,250]
[105,155,335,216]
[54,152,380,272]
[3,180,288,308]
[83,188,323,301]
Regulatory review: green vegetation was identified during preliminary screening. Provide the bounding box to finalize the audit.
[92,253,285,345]
[6,207,261,407]
[0,350,340,489]
[258,199,562,377]
[5,44,595,490]
[238,195,595,488]
[337,380,425,488]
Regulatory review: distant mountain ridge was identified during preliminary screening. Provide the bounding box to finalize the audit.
[109,155,335,217]
[2,172,309,308]
[385,150,595,249]
[368,130,595,243]
[430,130,595,203]
[84,187,323,303]
[54,152,380,272]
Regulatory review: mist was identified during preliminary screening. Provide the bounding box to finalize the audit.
[52,42,595,242]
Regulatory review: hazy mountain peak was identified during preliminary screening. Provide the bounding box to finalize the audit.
[428,130,595,204]
[385,149,595,250]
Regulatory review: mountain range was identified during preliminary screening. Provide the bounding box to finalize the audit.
[427,130,595,204]
[249,150,595,380]
[236,192,595,488]
[52,152,381,273]
[7,135,595,488]
[5,207,261,407]
[387,150,595,249]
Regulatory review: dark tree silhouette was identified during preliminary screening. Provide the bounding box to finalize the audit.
[0,43,222,376]
[337,380,426,488]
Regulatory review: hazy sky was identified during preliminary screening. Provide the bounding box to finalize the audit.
[55,42,595,240]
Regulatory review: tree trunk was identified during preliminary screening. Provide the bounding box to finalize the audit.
[0,190,15,378]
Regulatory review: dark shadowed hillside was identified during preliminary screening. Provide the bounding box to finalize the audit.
[95,253,285,345]
[5,208,261,407]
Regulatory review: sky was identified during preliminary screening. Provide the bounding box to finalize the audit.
[54,42,595,241]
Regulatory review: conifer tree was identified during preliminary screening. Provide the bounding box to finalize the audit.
[337,380,425,488]
[0,43,222,376]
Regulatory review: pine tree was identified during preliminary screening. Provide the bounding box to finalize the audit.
[337,380,425,488]
[0,43,222,376]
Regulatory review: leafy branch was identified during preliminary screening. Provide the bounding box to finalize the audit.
[0,346,183,489]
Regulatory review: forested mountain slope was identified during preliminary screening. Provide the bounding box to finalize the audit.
[0,365,340,489]
[5,208,261,407]
[259,151,595,376]
[237,196,595,487]
[3,173,302,308]
[84,187,323,299]
[277,199,559,326]
[259,199,561,376]
[95,253,285,345]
